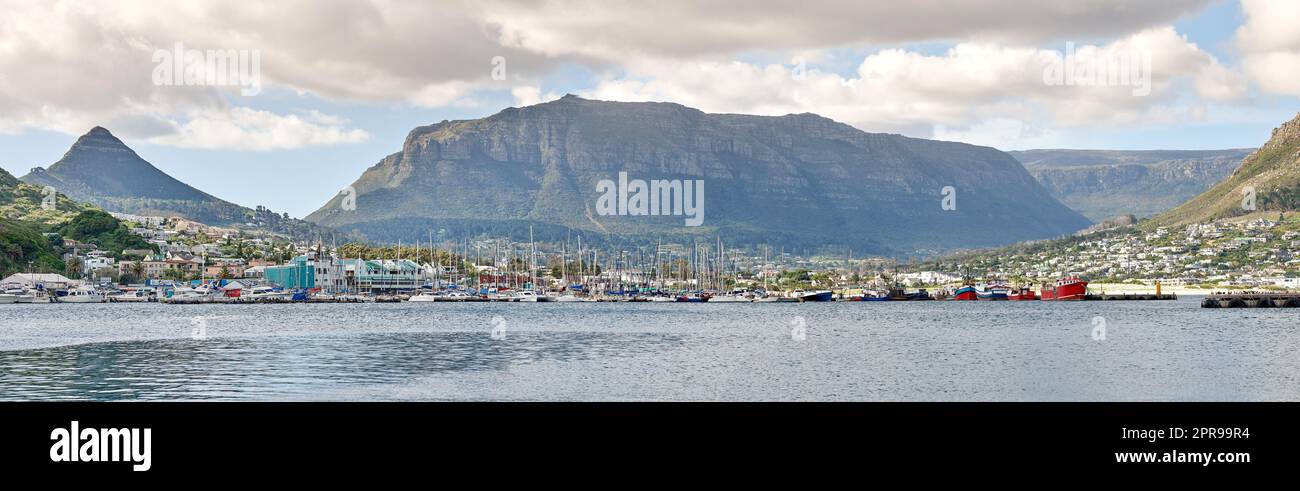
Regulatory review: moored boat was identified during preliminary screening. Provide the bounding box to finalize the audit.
[952,285,979,301]
[676,292,711,302]
[408,291,441,302]
[787,289,834,302]
[1008,286,1038,301]
[977,282,1010,301]
[1041,276,1089,301]
[61,286,106,303]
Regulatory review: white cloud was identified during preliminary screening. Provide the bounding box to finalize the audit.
[1236,0,1300,97]
[580,28,1244,147]
[0,0,1264,151]
[146,107,369,150]
[483,0,1212,59]
[0,0,369,149]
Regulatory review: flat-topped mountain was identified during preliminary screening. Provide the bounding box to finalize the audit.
[307,95,1091,252]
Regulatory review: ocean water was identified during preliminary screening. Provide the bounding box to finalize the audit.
[0,298,1297,401]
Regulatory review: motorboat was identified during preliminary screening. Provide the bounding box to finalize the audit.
[61,286,106,303]
[247,286,293,301]
[106,290,151,302]
[787,289,834,302]
[2,287,35,303]
[408,291,439,302]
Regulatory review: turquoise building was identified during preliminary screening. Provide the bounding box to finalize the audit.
[263,256,316,289]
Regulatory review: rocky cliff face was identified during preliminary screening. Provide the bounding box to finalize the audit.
[1012,149,1252,220]
[1147,112,1300,227]
[308,95,1091,253]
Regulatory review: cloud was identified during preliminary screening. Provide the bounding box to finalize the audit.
[483,0,1213,59]
[0,0,1255,151]
[0,0,369,149]
[580,28,1244,147]
[146,108,370,150]
[1236,0,1300,97]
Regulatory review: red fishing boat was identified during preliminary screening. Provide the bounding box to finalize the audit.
[1040,276,1088,301]
[952,285,978,300]
[1008,286,1038,301]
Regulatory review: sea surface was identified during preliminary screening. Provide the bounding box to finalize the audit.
[1,297,1297,401]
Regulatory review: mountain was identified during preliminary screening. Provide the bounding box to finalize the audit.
[1011,149,1253,221]
[20,127,335,239]
[307,95,1090,253]
[1147,112,1300,227]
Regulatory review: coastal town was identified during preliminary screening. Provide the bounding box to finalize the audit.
[4,206,1299,304]
[909,214,1300,293]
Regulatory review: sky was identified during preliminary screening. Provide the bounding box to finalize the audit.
[1,0,1298,218]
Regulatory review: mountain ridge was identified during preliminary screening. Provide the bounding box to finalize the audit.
[307,95,1091,252]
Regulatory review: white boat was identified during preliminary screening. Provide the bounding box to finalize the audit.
[61,286,106,303]
[106,290,150,302]
[244,286,293,301]
[512,290,540,302]
[0,293,16,304]
[555,294,590,302]
[710,289,754,302]
[442,291,474,301]
[408,291,441,302]
[709,294,752,303]
[3,288,35,303]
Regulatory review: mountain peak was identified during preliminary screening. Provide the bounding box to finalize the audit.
[73,126,126,147]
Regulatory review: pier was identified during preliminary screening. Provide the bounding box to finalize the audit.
[1083,293,1178,301]
[1201,292,1300,308]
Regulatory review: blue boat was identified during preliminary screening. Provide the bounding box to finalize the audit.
[790,290,834,302]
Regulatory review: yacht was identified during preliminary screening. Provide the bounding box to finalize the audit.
[106,290,151,302]
[2,287,35,303]
[511,290,540,302]
[247,286,293,301]
[61,286,106,303]
[408,291,441,302]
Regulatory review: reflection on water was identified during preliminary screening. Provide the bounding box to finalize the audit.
[1,331,685,400]
[1,299,1298,401]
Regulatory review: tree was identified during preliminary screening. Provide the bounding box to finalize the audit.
[129,261,145,280]
[64,257,83,278]
[218,265,231,280]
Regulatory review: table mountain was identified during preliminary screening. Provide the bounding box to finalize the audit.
[307,95,1089,253]
[20,127,335,239]
[1012,149,1253,221]
[1147,112,1300,227]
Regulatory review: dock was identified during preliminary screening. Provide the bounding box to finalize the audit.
[1201,292,1300,308]
[1084,293,1178,301]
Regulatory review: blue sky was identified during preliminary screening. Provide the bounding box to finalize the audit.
[2,0,1298,218]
